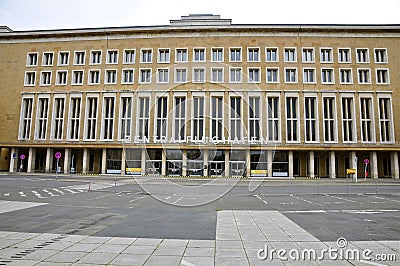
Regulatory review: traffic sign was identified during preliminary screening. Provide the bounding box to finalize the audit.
[55,152,62,159]
[19,154,25,160]
[346,168,356,175]
[364,158,370,164]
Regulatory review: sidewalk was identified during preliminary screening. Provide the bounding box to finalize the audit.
[0,210,398,265]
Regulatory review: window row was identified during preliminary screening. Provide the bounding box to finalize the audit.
[25,47,388,67]
[19,94,394,144]
[24,67,390,86]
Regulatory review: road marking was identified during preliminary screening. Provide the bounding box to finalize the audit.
[3,193,9,196]
[128,195,148,203]
[290,194,314,204]
[172,196,184,204]
[0,200,47,214]
[64,189,79,194]
[181,260,196,266]
[88,193,120,201]
[43,189,57,197]
[284,210,327,213]
[324,194,356,203]
[254,195,268,205]
[366,195,400,203]
[18,192,26,197]
[32,190,47,199]
[52,188,64,195]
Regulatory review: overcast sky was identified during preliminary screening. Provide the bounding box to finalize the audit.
[0,0,399,31]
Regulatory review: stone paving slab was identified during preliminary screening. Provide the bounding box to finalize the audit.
[0,210,398,265]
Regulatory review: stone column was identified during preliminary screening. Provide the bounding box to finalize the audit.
[82,148,88,174]
[182,149,187,176]
[141,149,146,176]
[391,152,399,179]
[288,151,294,178]
[203,149,208,176]
[349,151,357,181]
[9,147,17,173]
[45,148,52,173]
[161,149,167,176]
[246,149,251,178]
[370,151,378,179]
[329,151,336,178]
[64,148,70,174]
[121,148,126,175]
[309,151,315,178]
[101,148,107,174]
[267,150,273,177]
[27,147,35,173]
[224,150,230,177]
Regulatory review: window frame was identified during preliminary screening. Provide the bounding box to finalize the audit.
[193,47,206,62]
[229,47,242,62]
[88,69,101,85]
[304,95,319,143]
[247,47,260,62]
[26,52,39,67]
[284,67,298,83]
[266,67,279,83]
[140,48,153,63]
[357,68,371,84]
[322,96,338,143]
[19,96,34,140]
[73,50,86,65]
[156,68,170,84]
[248,67,261,83]
[106,49,119,65]
[356,48,370,63]
[375,68,390,84]
[100,95,116,141]
[57,51,70,66]
[174,68,188,83]
[338,48,352,63]
[193,67,206,83]
[51,95,66,141]
[24,71,36,86]
[339,68,353,84]
[302,48,315,63]
[42,52,54,66]
[175,48,188,63]
[118,95,133,141]
[266,47,279,62]
[284,47,297,63]
[67,95,82,141]
[320,48,333,63]
[71,70,84,85]
[211,47,224,62]
[377,96,394,143]
[123,49,136,64]
[229,67,242,83]
[40,71,52,86]
[90,50,102,65]
[321,68,335,84]
[55,70,68,86]
[157,48,170,63]
[139,68,152,84]
[34,96,50,141]
[359,95,376,143]
[211,67,224,83]
[121,68,134,84]
[340,95,357,143]
[104,69,118,84]
[302,68,316,84]
[84,94,99,141]
[285,96,300,143]
[374,48,388,63]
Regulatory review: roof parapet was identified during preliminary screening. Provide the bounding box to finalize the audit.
[0,26,13,33]
[170,14,232,26]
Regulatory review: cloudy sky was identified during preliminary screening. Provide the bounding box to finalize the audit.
[0,0,399,31]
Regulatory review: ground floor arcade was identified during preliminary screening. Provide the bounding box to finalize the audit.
[1,147,399,179]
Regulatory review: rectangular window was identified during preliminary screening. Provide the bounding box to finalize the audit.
[141,49,152,63]
[379,97,392,142]
[52,97,65,140]
[285,68,297,83]
[74,51,85,65]
[155,97,168,140]
[85,97,98,140]
[302,48,314,62]
[211,97,223,140]
[192,97,204,141]
[266,68,279,83]
[91,51,102,64]
[323,97,336,142]
[102,97,115,140]
[339,69,352,84]
[356,48,369,63]
[24,72,36,86]
[193,68,205,83]
[158,49,170,63]
[338,48,351,63]
[123,49,136,64]
[320,48,333,63]
[72,70,84,85]
[36,98,49,140]
[305,97,317,142]
[286,97,298,142]
[194,48,205,62]
[211,68,223,83]
[321,69,334,84]
[58,52,69,66]
[303,68,315,83]
[360,97,374,142]
[342,97,355,142]
[249,97,260,140]
[266,48,278,62]
[230,97,241,140]
[119,97,132,140]
[105,70,117,84]
[56,71,68,85]
[248,68,260,83]
[374,48,387,63]
[267,97,279,141]
[42,52,54,66]
[358,69,370,84]
[176,48,188,62]
[140,69,151,83]
[212,48,223,62]
[230,48,241,62]
[27,53,38,66]
[20,98,33,140]
[40,71,52,86]
[137,97,150,140]
[284,48,296,62]
[157,69,169,83]
[122,69,134,84]
[376,69,389,84]
[174,97,186,140]
[229,68,242,83]
[89,70,100,84]
[175,68,187,83]
[248,48,260,62]
[69,97,81,140]
[107,50,118,64]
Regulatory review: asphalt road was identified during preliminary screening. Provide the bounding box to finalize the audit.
[0,174,399,241]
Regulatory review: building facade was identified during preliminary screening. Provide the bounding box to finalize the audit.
[0,15,399,178]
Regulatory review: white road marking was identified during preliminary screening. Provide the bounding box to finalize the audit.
[18,191,26,197]
[43,189,57,197]
[284,210,327,213]
[181,260,196,266]
[32,190,47,199]
[3,193,9,196]
[290,194,314,204]
[64,189,79,194]
[52,188,64,195]
[172,196,184,204]
[367,195,400,203]
[324,194,356,203]
[0,200,47,214]
[254,194,268,205]
[128,195,148,203]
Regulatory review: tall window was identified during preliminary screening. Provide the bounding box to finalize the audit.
[85,97,98,140]
[56,71,68,85]
[52,98,64,140]
[158,49,170,63]
[340,69,352,84]
[286,97,298,142]
[266,68,279,83]
[356,48,369,63]
[102,97,115,140]
[58,52,69,66]
[323,97,336,142]
[211,68,223,83]
[302,48,314,62]
[140,69,151,83]
[122,69,134,84]
[107,50,118,64]
[374,49,387,63]
[175,69,187,83]
[176,49,187,62]
[27,53,38,66]
[248,48,260,62]
[266,48,278,62]
[248,68,260,83]
[69,97,81,140]
[74,51,85,65]
[376,69,389,84]
[320,48,333,63]
[305,97,317,142]
[321,69,334,84]
[230,68,242,83]
[155,97,167,140]
[91,51,102,64]
[193,97,204,141]
[40,71,52,86]
[267,97,279,141]
[358,69,370,84]
[230,48,241,62]
[360,97,373,142]
[230,97,241,140]
[248,97,260,140]
[193,68,205,83]
[174,97,186,140]
[89,70,100,84]
[137,97,149,140]
[20,98,33,140]
[212,48,223,62]
[211,97,223,140]
[342,98,355,142]
[120,97,132,141]
[379,98,392,142]
[303,68,315,83]
[42,52,54,66]
[284,48,296,62]
[141,49,152,63]
[25,72,36,86]
[338,48,351,63]
[194,48,205,62]
[157,69,169,83]
[123,49,135,64]
[36,98,49,140]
